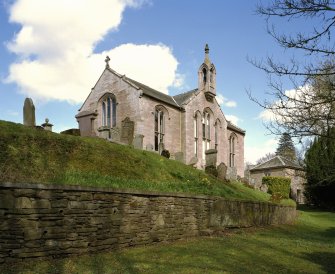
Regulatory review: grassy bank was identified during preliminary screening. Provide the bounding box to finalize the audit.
[0,120,289,204]
[1,207,334,273]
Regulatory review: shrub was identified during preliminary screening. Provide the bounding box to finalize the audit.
[161,149,170,159]
[262,176,291,199]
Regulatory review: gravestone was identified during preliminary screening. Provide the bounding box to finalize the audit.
[23,98,36,127]
[226,167,237,181]
[217,162,227,181]
[146,144,154,151]
[205,149,217,167]
[110,127,120,141]
[174,152,184,163]
[121,117,134,145]
[189,156,198,166]
[41,118,53,132]
[158,142,164,154]
[133,134,144,149]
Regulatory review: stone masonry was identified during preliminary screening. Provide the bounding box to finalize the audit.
[76,45,246,177]
[0,182,296,263]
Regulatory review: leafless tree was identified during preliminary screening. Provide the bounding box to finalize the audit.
[248,0,335,139]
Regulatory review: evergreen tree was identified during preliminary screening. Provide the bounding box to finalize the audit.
[305,128,335,209]
[275,133,296,161]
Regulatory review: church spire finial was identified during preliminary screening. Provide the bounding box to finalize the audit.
[105,56,110,68]
[205,43,209,54]
[204,43,211,66]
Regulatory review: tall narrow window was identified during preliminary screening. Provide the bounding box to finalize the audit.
[229,135,236,167]
[112,98,116,127]
[101,95,117,128]
[107,97,111,127]
[215,123,218,150]
[202,111,211,159]
[202,68,207,83]
[102,101,106,126]
[194,115,198,156]
[154,108,164,151]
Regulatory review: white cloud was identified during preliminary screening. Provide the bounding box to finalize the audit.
[98,43,179,94]
[225,114,241,125]
[216,94,237,107]
[245,138,278,164]
[5,0,181,103]
[258,85,311,122]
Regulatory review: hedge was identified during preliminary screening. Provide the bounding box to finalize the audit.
[262,176,291,199]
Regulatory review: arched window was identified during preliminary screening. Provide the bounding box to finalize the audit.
[101,95,117,128]
[154,107,165,151]
[229,135,236,167]
[210,68,214,83]
[202,68,207,83]
[194,114,198,156]
[202,112,210,160]
[214,119,221,151]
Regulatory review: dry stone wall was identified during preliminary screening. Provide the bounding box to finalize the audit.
[0,182,296,263]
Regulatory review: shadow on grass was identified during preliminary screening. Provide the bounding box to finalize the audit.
[302,252,335,274]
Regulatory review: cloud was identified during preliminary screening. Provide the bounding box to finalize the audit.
[5,0,181,104]
[216,94,237,107]
[258,85,311,122]
[245,138,278,164]
[225,114,241,125]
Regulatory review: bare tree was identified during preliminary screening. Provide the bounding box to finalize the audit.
[249,0,335,139]
[256,152,276,165]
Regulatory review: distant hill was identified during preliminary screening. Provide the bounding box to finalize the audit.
[0,120,291,204]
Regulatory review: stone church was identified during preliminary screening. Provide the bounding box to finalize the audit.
[76,45,245,178]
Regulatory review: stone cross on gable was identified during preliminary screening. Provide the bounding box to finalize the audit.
[105,56,110,68]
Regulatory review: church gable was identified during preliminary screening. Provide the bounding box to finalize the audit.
[76,45,245,178]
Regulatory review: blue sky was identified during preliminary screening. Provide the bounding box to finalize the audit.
[0,0,307,163]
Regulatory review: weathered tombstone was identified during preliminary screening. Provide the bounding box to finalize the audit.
[110,127,120,141]
[121,117,134,145]
[189,156,198,166]
[41,118,53,132]
[226,167,237,181]
[23,98,36,127]
[133,134,144,149]
[174,152,184,163]
[158,142,164,154]
[205,149,217,167]
[146,144,154,151]
[217,162,227,181]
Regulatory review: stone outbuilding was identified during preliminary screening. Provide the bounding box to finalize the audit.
[249,156,306,204]
[76,45,245,177]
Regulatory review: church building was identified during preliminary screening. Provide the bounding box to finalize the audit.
[76,45,245,178]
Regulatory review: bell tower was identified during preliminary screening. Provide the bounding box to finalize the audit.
[198,44,216,101]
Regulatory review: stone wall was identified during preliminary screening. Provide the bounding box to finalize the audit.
[0,182,297,263]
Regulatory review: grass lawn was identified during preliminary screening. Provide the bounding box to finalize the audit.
[1,207,334,274]
[0,120,294,205]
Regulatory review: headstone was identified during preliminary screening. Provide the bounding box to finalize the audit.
[110,127,120,141]
[189,156,198,166]
[174,152,184,163]
[133,134,144,149]
[217,162,227,181]
[23,98,36,127]
[41,118,53,132]
[205,149,217,167]
[121,117,134,145]
[226,167,237,181]
[146,144,154,151]
[158,142,164,154]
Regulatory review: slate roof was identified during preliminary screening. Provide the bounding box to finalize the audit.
[125,77,181,109]
[250,156,303,171]
[173,89,197,105]
[227,121,246,135]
